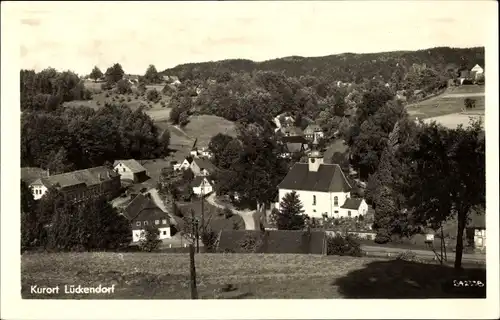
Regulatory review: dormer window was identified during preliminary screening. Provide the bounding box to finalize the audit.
[313,195,316,206]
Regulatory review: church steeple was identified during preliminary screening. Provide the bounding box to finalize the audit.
[308,134,323,172]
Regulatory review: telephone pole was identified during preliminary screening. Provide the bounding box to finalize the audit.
[189,244,198,299]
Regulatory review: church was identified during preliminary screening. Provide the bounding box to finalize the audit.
[276,137,368,219]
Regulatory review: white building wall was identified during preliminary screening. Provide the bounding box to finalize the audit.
[132,226,171,242]
[193,184,213,195]
[114,163,135,181]
[338,199,368,218]
[278,188,350,219]
[31,184,48,200]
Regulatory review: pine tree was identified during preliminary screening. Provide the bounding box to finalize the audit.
[275,191,306,230]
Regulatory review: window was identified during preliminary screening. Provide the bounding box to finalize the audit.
[334,210,339,214]
[348,211,351,217]
[163,231,167,235]
[136,221,141,226]
[162,219,167,224]
[122,168,126,172]
[312,195,316,205]
[334,196,338,206]
[155,220,160,225]
[144,221,148,225]
[313,209,316,213]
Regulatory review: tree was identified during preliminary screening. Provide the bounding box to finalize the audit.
[21,181,38,250]
[273,191,306,230]
[104,63,125,85]
[139,225,161,252]
[116,79,132,94]
[157,129,171,156]
[146,89,160,102]
[169,105,182,124]
[144,64,162,84]
[209,133,235,167]
[402,119,485,269]
[464,98,476,110]
[47,147,74,175]
[89,66,103,82]
[179,111,190,127]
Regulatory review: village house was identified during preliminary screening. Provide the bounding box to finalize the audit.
[173,157,194,171]
[280,126,303,137]
[191,176,214,196]
[470,64,484,81]
[277,137,366,219]
[190,146,213,159]
[29,166,121,202]
[122,193,173,242]
[273,113,295,131]
[303,124,324,141]
[278,136,309,159]
[113,159,148,183]
[190,158,217,177]
[339,198,368,218]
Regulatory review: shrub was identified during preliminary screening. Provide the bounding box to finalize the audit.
[201,228,218,253]
[239,233,264,253]
[396,250,425,263]
[146,89,160,102]
[101,82,112,91]
[160,101,166,107]
[223,207,234,219]
[139,225,161,252]
[105,92,110,98]
[127,96,132,102]
[374,229,391,244]
[326,234,362,257]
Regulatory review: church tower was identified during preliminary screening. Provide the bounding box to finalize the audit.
[308,135,324,172]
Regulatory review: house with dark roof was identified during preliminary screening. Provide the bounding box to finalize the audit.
[217,230,327,254]
[190,158,216,177]
[277,136,366,220]
[280,126,303,137]
[123,193,173,242]
[21,167,48,185]
[113,159,148,183]
[29,166,121,201]
[278,136,309,159]
[303,124,324,141]
[191,176,214,196]
[340,198,368,218]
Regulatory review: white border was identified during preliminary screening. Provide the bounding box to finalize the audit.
[2,1,499,319]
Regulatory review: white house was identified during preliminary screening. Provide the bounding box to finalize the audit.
[470,64,484,79]
[113,159,148,183]
[123,194,173,243]
[173,157,193,171]
[303,124,324,141]
[277,137,366,219]
[339,198,368,218]
[191,176,214,196]
[190,158,216,177]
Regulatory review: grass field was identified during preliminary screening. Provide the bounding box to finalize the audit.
[407,85,485,120]
[21,252,486,299]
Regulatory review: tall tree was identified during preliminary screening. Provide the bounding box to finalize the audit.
[104,63,125,85]
[273,191,306,230]
[402,120,485,269]
[89,66,103,82]
[144,64,161,84]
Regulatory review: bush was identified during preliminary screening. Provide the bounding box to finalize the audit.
[201,228,218,253]
[223,207,234,219]
[326,234,363,257]
[374,229,391,244]
[238,233,264,253]
[396,250,424,263]
[146,89,160,102]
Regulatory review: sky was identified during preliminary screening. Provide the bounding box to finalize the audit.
[13,1,496,75]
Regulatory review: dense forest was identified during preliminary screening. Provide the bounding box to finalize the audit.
[162,47,484,84]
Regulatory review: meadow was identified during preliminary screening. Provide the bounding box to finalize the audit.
[21,252,486,299]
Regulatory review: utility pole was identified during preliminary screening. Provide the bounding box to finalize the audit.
[200,184,205,236]
[189,244,198,299]
[191,209,200,253]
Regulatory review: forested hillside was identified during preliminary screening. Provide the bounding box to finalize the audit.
[162,47,484,84]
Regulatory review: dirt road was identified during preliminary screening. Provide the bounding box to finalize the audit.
[205,193,259,230]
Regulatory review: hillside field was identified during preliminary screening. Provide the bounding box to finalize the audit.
[21,252,485,299]
[406,85,485,123]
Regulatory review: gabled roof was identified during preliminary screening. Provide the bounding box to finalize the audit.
[278,163,352,193]
[190,176,212,188]
[192,158,216,173]
[123,194,168,221]
[30,166,118,190]
[113,159,146,173]
[341,198,364,210]
[217,230,326,254]
[21,167,49,184]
